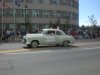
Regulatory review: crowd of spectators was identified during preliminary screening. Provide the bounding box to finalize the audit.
[0,28,40,42]
[66,28,100,39]
[0,29,21,42]
[0,28,100,43]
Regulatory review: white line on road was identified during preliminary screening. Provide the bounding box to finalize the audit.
[5,51,52,55]
[5,41,100,55]
[74,42,100,46]
[83,47,100,50]
[6,47,100,55]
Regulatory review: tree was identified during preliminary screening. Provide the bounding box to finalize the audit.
[81,25,86,31]
[88,15,97,26]
[88,15,97,32]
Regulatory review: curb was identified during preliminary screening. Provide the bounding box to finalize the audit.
[0,49,28,53]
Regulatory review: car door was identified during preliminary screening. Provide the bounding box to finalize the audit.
[55,30,65,44]
[44,31,56,45]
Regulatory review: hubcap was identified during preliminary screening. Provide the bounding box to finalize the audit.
[63,41,68,47]
[31,41,38,48]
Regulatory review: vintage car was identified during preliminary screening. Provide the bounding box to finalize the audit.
[22,29,75,48]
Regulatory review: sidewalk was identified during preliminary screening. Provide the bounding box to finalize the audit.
[0,42,25,51]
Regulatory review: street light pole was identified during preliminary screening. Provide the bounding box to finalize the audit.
[1,0,4,34]
[13,0,16,32]
[23,4,27,34]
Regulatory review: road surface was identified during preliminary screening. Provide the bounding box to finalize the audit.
[0,40,100,75]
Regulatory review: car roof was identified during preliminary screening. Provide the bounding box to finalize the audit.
[42,29,62,31]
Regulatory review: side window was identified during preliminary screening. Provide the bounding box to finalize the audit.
[46,31,55,35]
[56,31,64,35]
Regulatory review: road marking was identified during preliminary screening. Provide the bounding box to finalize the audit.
[83,47,100,50]
[0,49,28,53]
[5,51,52,55]
[5,46,100,55]
[74,42,100,46]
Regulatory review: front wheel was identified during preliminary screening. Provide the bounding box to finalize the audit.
[31,41,39,48]
[62,41,69,47]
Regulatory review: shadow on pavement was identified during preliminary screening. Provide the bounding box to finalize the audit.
[23,45,78,51]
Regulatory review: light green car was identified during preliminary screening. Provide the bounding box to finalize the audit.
[22,29,75,48]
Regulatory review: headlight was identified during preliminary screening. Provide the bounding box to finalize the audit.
[23,36,26,39]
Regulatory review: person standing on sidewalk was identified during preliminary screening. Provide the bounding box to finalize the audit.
[6,30,11,41]
[0,32,1,41]
[1,31,7,42]
[10,30,16,42]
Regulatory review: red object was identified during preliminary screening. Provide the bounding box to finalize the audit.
[70,30,78,37]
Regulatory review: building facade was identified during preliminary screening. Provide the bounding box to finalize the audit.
[0,0,79,33]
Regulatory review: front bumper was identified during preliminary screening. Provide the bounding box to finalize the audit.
[21,39,27,44]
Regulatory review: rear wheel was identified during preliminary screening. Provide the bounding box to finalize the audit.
[62,41,69,47]
[31,41,39,48]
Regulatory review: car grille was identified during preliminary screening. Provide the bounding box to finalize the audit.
[23,39,27,43]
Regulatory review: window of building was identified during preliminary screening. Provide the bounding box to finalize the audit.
[32,10,37,18]
[3,9,13,17]
[70,0,73,7]
[9,24,15,29]
[42,0,50,4]
[52,0,57,4]
[60,11,68,19]
[53,11,57,18]
[3,0,23,3]
[32,10,39,18]
[62,0,66,4]
[66,0,71,6]
[71,1,78,9]
[16,9,22,17]
[32,0,37,3]
[43,11,49,18]
[26,0,31,3]
[52,0,59,4]
[75,2,79,9]
[71,13,78,20]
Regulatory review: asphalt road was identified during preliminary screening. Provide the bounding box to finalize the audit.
[0,40,100,75]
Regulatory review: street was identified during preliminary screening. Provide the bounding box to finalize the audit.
[0,39,100,75]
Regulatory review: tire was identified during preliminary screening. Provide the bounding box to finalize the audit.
[62,41,69,47]
[31,41,39,48]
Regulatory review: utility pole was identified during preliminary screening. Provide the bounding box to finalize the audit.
[13,0,16,32]
[1,0,4,34]
[23,0,28,34]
